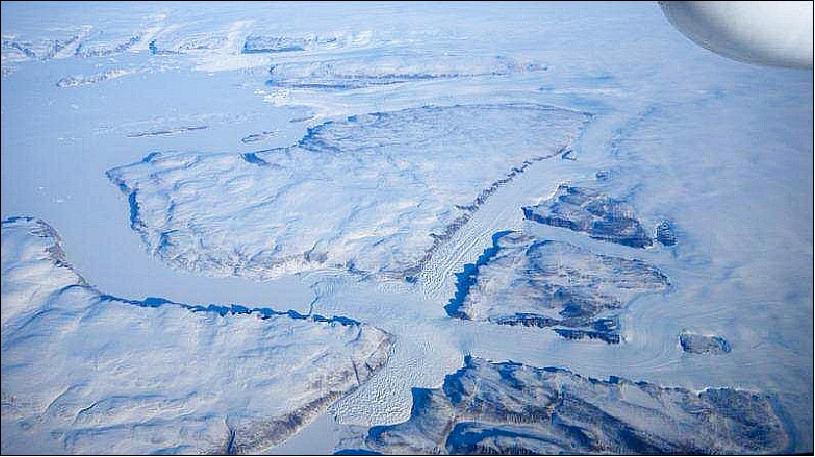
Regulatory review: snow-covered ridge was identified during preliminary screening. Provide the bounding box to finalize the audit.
[56,68,133,88]
[106,103,591,281]
[1,20,379,81]
[355,356,789,454]
[1,216,393,454]
[266,54,547,89]
[2,20,162,66]
[242,31,373,54]
[1,216,87,328]
[2,29,89,63]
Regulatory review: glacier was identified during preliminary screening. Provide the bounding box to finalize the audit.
[1,1,812,454]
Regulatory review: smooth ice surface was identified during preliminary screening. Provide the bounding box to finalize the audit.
[1,1,812,454]
[0,217,393,454]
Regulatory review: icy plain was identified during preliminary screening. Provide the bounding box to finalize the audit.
[1,1,812,454]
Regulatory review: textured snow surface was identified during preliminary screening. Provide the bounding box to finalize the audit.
[0,217,393,454]
[0,216,85,328]
[1,1,812,454]
[358,356,789,455]
[447,233,669,344]
[107,104,590,281]
[56,68,133,87]
[266,54,547,89]
[242,31,372,55]
[679,330,731,355]
[523,185,654,248]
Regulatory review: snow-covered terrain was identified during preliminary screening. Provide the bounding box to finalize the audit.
[1,217,392,454]
[523,184,656,248]
[1,216,86,327]
[265,54,547,89]
[446,233,669,344]
[106,104,589,281]
[679,330,731,355]
[1,2,812,454]
[354,356,789,454]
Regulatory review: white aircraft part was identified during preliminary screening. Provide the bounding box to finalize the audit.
[660,1,813,69]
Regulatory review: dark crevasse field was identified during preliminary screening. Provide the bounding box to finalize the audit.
[1,2,812,454]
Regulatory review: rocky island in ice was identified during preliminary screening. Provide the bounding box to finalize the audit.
[523,185,654,249]
[357,356,789,455]
[446,232,669,344]
[679,330,731,355]
[0,217,393,454]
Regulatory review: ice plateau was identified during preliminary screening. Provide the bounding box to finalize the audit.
[106,104,591,281]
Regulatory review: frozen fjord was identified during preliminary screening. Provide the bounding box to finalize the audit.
[2,1,813,454]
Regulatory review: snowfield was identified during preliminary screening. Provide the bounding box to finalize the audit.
[1,217,392,454]
[106,104,590,281]
[1,1,812,454]
[1,216,86,328]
